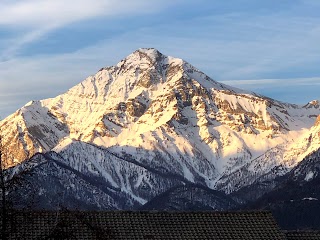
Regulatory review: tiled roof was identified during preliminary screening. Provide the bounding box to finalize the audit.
[4,211,286,240]
[285,231,320,240]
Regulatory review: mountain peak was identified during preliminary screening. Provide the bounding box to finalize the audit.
[310,100,319,106]
[136,47,161,56]
[114,48,166,71]
[120,48,184,69]
[304,100,320,109]
[124,48,165,64]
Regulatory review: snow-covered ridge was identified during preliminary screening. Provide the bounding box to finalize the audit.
[1,48,320,197]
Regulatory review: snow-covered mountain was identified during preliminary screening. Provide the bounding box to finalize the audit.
[1,48,320,209]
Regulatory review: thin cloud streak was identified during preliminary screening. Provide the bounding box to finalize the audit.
[0,0,177,59]
[0,0,168,27]
[220,78,320,104]
[2,28,52,59]
[220,78,320,87]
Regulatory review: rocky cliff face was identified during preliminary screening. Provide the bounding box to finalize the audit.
[1,48,320,209]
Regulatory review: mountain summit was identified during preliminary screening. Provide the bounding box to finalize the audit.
[1,48,320,209]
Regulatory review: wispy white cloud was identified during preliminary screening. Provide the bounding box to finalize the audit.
[0,0,177,58]
[220,78,320,87]
[2,28,51,60]
[0,0,167,28]
[220,78,320,104]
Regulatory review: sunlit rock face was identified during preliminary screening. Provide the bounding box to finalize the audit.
[315,115,320,126]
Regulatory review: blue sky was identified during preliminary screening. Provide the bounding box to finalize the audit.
[0,0,319,118]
